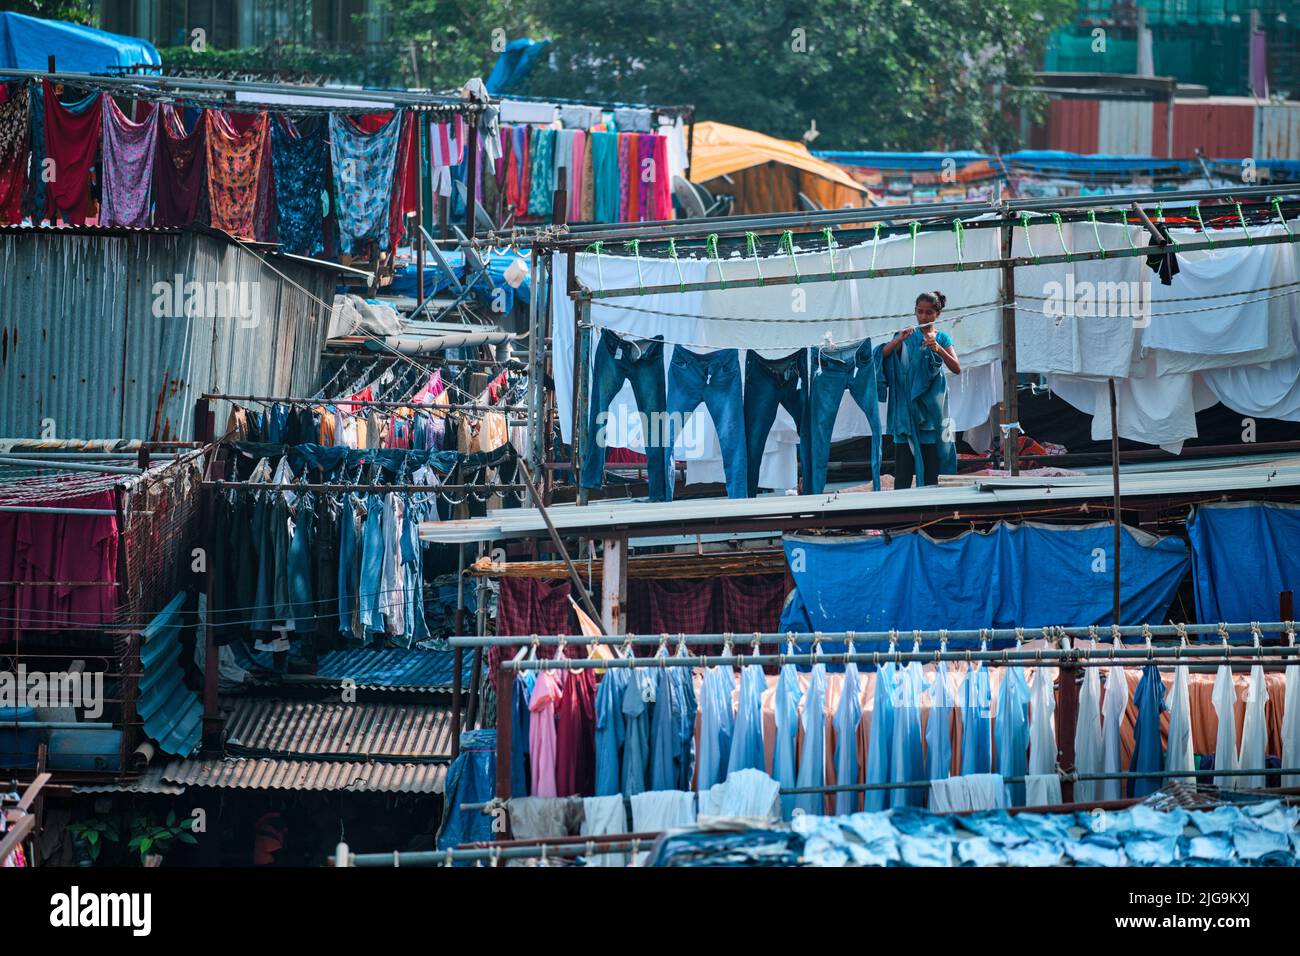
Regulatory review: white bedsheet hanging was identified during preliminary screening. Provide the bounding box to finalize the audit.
[1212,664,1241,789]
[1073,661,1104,803]
[1165,662,1195,779]
[1238,664,1268,790]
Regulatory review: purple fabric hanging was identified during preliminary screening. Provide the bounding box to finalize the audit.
[1250,30,1269,100]
[100,97,158,227]
[154,105,208,227]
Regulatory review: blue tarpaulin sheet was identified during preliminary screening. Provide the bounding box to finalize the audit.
[390,249,531,313]
[780,521,1190,650]
[485,38,551,95]
[0,12,159,73]
[1188,502,1300,626]
[436,729,497,861]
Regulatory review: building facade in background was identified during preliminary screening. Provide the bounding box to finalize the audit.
[95,0,386,51]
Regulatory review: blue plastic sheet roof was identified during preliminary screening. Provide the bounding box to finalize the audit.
[136,592,202,758]
[390,248,531,313]
[313,647,474,691]
[0,12,160,73]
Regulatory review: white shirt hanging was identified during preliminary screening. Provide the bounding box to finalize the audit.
[1074,664,1104,803]
[1165,664,1195,778]
[1100,655,1129,802]
[1028,664,1056,776]
[1238,664,1268,790]
[1212,664,1241,789]
[1284,653,1300,789]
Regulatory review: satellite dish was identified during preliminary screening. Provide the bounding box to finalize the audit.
[672,175,709,219]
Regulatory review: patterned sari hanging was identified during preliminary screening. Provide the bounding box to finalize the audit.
[206,110,270,240]
[101,97,158,227]
[328,111,403,255]
[0,83,29,225]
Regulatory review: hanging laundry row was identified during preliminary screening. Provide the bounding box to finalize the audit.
[0,78,478,254]
[207,453,446,649]
[580,331,958,502]
[501,648,1300,817]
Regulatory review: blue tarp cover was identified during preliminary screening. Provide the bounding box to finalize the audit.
[1188,501,1300,626]
[780,521,1190,647]
[0,12,159,73]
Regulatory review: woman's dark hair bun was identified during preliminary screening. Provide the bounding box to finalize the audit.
[916,290,946,312]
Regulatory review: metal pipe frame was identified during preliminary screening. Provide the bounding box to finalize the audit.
[451,621,1295,648]
[533,182,1300,248]
[203,393,526,413]
[499,650,1300,672]
[579,228,1300,301]
[0,67,476,111]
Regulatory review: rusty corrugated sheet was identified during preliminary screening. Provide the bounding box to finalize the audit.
[0,229,338,441]
[1044,98,1100,154]
[1255,102,1300,161]
[1174,97,1256,158]
[158,757,447,793]
[224,698,454,758]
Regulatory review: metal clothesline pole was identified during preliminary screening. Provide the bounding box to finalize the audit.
[501,650,1300,672]
[450,622,1296,648]
[203,393,528,413]
[577,230,1300,301]
[537,182,1300,247]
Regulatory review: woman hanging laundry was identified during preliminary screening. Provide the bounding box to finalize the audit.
[878,291,961,488]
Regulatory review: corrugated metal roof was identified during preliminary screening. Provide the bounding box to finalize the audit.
[1256,103,1300,162]
[224,698,454,759]
[158,757,446,793]
[308,647,474,692]
[71,766,186,795]
[136,592,202,757]
[421,458,1300,542]
[0,230,335,441]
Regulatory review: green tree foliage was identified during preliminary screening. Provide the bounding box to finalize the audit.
[0,0,93,23]
[523,0,1075,150]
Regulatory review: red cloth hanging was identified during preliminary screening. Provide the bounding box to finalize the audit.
[651,135,672,220]
[515,129,530,218]
[42,79,102,225]
[489,577,574,682]
[554,668,597,797]
[387,111,416,251]
[154,106,207,227]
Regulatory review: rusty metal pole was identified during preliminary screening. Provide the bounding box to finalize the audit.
[1109,378,1122,623]
[465,114,479,236]
[999,213,1020,475]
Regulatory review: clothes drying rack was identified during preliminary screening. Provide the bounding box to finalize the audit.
[449,621,1300,825]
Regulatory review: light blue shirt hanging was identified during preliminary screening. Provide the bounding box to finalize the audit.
[671,646,699,792]
[926,659,955,782]
[649,655,678,792]
[727,662,767,776]
[594,667,627,797]
[864,661,897,811]
[795,662,829,816]
[773,662,803,819]
[890,660,927,808]
[834,660,863,816]
[696,652,736,791]
[1129,664,1167,799]
[996,665,1032,806]
[961,662,993,775]
[621,669,653,796]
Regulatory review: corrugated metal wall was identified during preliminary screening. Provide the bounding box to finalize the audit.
[1097,100,1155,155]
[1171,97,1255,158]
[0,230,335,440]
[1256,103,1300,161]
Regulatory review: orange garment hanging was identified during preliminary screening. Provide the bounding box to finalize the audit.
[206,111,270,239]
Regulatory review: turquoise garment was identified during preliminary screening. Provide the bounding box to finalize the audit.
[926,660,955,782]
[621,669,652,795]
[1129,665,1167,799]
[594,669,627,796]
[864,662,897,811]
[727,663,767,776]
[889,661,927,808]
[526,126,554,218]
[795,663,829,816]
[961,664,992,774]
[996,667,1032,806]
[875,329,957,485]
[696,660,735,791]
[773,663,803,819]
[329,111,402,254]
[834,662,863,815]
[590,131,620,222]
